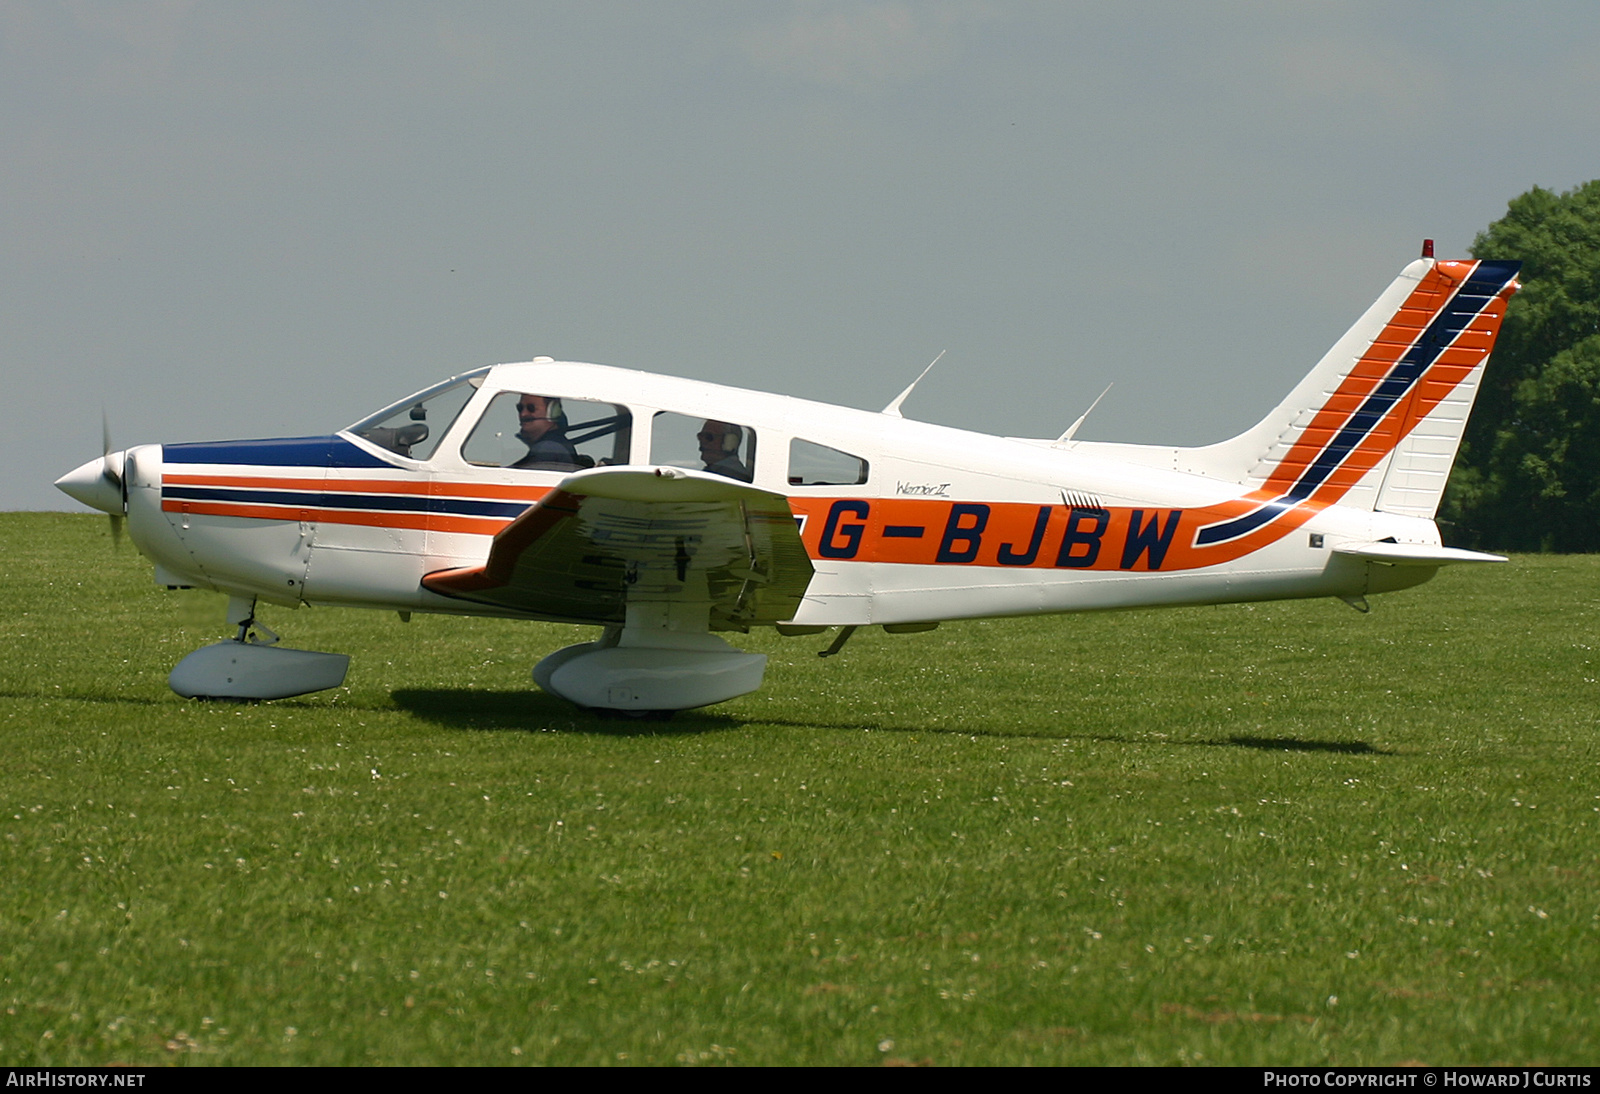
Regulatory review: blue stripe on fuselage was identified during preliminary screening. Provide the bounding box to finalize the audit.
[161,484,530,520]
[163,435,393,468]
[1191,496,1295,545]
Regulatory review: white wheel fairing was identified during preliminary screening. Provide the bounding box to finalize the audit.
[536,639,766,712]
[169,641,349,700]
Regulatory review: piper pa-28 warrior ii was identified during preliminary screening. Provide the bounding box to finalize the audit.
[58,247,1520,713]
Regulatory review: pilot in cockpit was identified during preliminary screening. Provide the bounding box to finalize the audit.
[698,419,752,482]
[513,394,582,470]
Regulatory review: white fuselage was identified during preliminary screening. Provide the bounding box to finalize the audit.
[56,255,1521,710]
[110,360,1435,629]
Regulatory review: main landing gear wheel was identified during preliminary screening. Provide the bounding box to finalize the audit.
[533,612,766,714]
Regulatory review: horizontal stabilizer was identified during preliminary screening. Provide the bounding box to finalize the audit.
[1332,542,1506,566]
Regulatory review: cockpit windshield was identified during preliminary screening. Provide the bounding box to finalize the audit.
[347,368,490,460]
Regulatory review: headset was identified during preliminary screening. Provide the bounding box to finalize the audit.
[701,421,742,453]
[516,394,567,428]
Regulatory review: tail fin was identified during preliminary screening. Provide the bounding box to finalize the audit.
[1188,256,1521,518]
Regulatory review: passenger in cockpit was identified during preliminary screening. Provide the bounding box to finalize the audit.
[513,395,582,470]
[698,420,752,482]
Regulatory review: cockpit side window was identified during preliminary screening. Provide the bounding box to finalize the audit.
[461,392,633,472]
[349,374,484,462]
[789,439,868,486]
[651,412,756,482]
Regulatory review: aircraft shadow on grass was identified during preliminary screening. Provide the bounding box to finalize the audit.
[762,717,1388,755]
[389,688,745,737]
[1220,735,1384,755]
[0,688,1390,754]
[0,689,175,709]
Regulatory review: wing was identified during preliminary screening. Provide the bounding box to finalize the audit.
[422,466,814,628]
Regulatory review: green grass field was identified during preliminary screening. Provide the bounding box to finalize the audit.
[1,512,1596,1066]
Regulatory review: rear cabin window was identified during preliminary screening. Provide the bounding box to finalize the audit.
[651,411,756,482]
[788,439,868,486]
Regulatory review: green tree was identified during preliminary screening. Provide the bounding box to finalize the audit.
[1442,180,1600,551]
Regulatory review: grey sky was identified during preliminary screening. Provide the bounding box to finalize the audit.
[11,2,1600,511]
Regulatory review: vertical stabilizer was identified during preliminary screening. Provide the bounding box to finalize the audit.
[1186,256,1520,517]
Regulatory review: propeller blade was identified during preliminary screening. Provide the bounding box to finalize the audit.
[100,412,127,548]
[101,410,123,492]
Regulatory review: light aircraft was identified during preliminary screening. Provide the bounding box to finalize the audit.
[57,246,1520,713]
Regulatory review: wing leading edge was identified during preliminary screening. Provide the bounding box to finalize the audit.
[422,466,814,628]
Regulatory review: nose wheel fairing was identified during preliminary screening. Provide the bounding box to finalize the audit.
[167,597,349,701]
[169,641,350,700]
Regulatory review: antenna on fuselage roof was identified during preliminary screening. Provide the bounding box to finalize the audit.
[881,350,945,418]
[1054,382,1113,445]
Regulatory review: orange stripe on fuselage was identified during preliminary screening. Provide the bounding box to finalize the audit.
[788,493,1327,574]
[159,499,511,536]
[165,479,1320,573]
[159,471,551,535]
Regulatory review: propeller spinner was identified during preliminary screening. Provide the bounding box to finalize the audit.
[55,413,130,544]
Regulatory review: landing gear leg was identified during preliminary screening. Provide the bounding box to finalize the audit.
[227,596,280,645]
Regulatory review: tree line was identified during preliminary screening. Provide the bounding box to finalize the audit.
[1441,179,1600,552]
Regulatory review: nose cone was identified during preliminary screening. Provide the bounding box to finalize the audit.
[55,453,125,515]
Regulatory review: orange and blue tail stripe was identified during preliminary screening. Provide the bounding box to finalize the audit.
[1193,259,1519,547]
